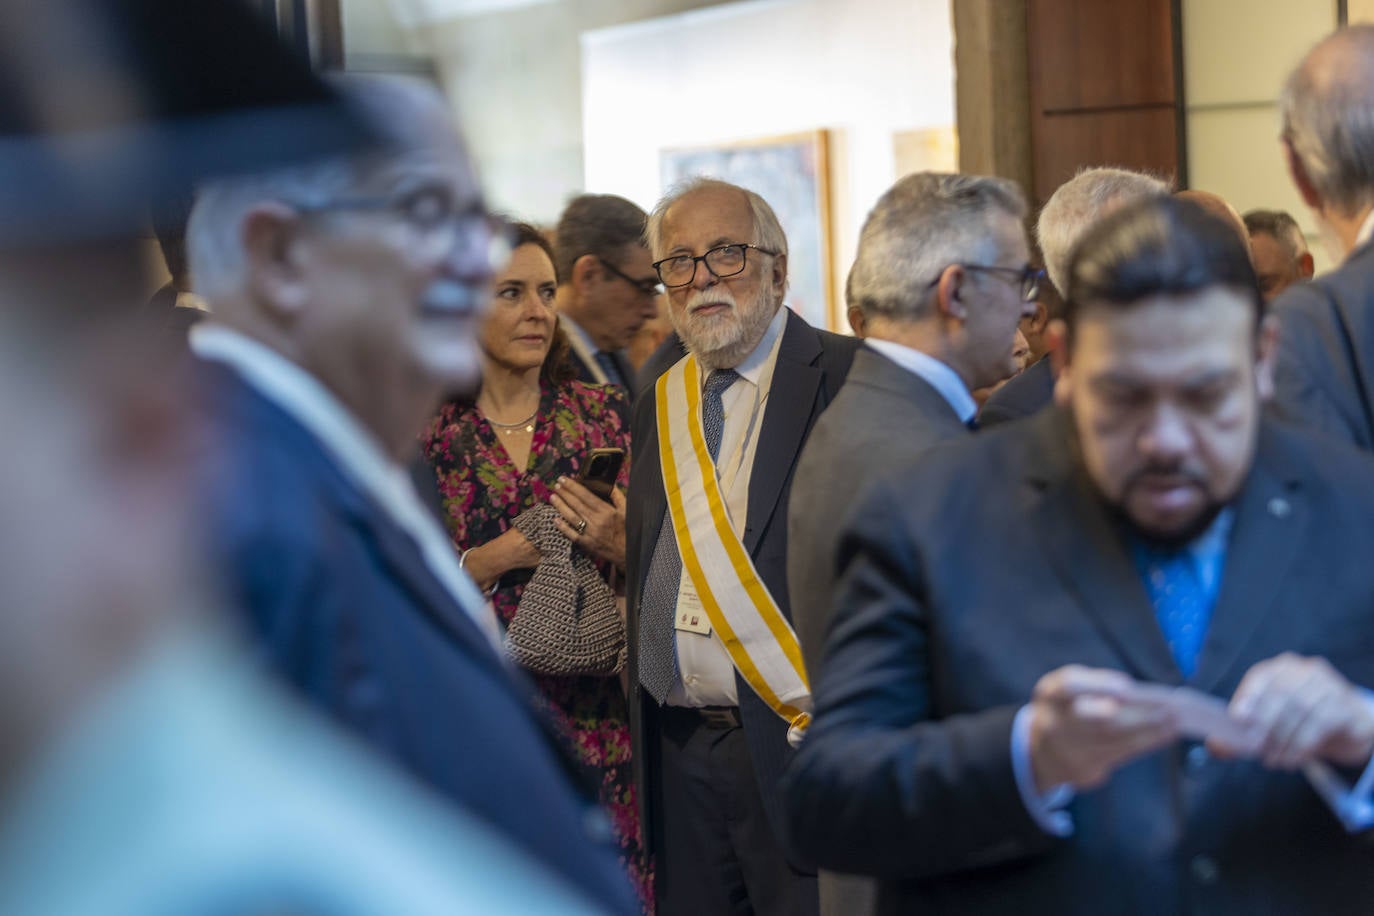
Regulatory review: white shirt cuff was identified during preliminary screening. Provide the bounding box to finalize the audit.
[1301,689,1374,832]
[1011,704,1075,837]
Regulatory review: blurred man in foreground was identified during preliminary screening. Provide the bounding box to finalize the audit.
[188,75,637,914]
[0,2,608,912]
[785,196,1374,913]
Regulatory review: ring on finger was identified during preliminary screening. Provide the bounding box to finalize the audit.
[575,517,588,535]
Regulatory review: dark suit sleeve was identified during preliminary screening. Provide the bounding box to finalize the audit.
[781,477,1063,880]
[1271,284,1370,448]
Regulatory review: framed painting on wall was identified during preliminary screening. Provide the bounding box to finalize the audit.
[660,130,834,331]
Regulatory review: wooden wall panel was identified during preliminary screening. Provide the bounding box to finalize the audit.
[1025,0,1182,207]
[1033,108,1179,200]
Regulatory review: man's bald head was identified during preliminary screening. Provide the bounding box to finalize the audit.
[1176,189,1250,257]
[1281,24,1374,219]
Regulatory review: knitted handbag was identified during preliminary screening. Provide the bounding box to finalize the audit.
[505,503,626,676]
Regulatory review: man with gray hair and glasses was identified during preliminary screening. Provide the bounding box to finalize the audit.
[1270,25,1374,450]
[786,171,1038,916]
[187,75,638,915]
[981,166,1169,427]
[626,176,859,915]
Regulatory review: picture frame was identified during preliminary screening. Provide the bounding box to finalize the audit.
[660,130,835,331]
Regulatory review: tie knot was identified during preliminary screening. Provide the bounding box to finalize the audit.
[705,368,740,397]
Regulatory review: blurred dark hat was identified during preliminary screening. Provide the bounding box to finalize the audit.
[0,0,376,244]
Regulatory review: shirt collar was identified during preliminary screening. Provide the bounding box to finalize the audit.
[559,314,599,355]
[862,338,978,423]
[728,305,788,387]
[190,324,405,499]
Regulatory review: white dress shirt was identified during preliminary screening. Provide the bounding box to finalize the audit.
[863,338,977,424]
[190,325,505,652]
[666,305,790,707]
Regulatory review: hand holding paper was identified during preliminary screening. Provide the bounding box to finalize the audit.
[1222,653,1374,771]
[1027,665,1178,793]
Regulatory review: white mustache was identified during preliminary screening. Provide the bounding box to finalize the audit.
[685,287,737,313]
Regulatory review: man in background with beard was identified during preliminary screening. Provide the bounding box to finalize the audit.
[626,177,859,915]
[784,195,1374,913]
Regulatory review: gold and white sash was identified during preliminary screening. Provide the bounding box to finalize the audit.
[656,355,812,745]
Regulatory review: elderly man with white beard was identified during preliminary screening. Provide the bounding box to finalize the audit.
[624,177,860,916]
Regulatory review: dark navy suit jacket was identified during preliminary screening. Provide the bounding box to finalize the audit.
[785,408,1374,914]
[195,362,638,915]
[626,310,860,861]
[1272,239,1374,451]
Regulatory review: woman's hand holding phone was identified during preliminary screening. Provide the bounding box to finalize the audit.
[551,476,627,569]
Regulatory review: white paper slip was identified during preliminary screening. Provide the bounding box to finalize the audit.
[1127,683,1266,755]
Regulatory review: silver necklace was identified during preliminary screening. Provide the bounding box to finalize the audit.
[485,409,536,435]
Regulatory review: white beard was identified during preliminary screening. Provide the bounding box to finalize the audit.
[671,284,781,370]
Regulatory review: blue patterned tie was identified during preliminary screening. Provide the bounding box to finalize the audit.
[1140,548,1211,678]
[593,350,625,388]
[638,369,739,703]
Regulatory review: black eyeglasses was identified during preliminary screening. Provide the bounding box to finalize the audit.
[598,257,663,297]
[652,243,778,288]
[290,186,514,264]
[928,264,1045,302]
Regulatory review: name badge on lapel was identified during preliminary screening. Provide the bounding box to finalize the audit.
[674,577,712,635]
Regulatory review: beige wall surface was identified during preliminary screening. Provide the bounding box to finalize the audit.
[1182,0,1337,271]
[360,0,734,223]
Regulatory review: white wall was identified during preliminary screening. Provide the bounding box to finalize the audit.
[1182,0,1338,271]
[581,0,955,328]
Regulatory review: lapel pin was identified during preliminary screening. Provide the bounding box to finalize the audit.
[1267,497,1291,519]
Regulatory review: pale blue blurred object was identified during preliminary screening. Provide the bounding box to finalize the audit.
[0,628,605,916]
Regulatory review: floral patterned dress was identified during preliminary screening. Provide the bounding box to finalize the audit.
[422,379,653,912]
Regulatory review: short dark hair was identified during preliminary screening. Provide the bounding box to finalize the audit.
[1064,196,1263,340]
[553,194,647,284]
[1242,207,1309,259]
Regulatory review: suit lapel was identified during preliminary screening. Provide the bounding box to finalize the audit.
[1192,431,1308,691]
[744,312,823,554]
[1026,411,1182,684]
[330,476,515,684]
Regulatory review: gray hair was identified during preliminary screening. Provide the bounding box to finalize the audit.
[1036,167,1170,296]
[1280,25,1374,217]
[187,75,438,303]
[187,160,356,302]
[645,177,789,262]
[1243,208,1309,259]
[554,194,647,284]
[846,172,1027,321]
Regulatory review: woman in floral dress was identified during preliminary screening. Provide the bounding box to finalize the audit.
[421,222,651,910]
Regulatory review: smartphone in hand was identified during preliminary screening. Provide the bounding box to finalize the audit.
[576,447,625,502]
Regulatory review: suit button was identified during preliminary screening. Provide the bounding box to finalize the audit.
[1191,854,1219,884]
[1185,744,1209,771]
[583,807,614,843]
